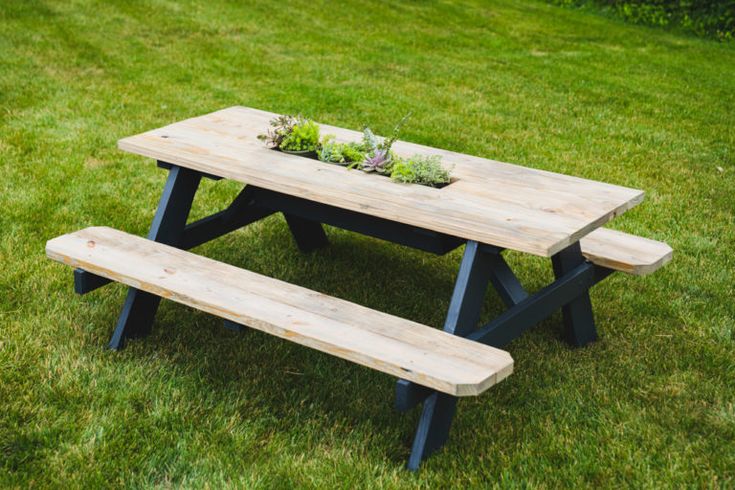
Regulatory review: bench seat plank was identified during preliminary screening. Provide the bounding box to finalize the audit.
[46,227,513,397]
[581,228,672,275]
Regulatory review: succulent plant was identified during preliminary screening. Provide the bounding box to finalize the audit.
[257,115,320,152]
[390,154,451,187]
[257,115,298,148]
[280,119,320,152]
[318,136,365,165]
[361,127,380,154]
[258,112,453,188]
[362,149,390,173]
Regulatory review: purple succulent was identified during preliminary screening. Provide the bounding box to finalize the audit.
[362,149,390,173]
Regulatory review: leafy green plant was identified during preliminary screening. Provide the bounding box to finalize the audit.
[361,127,380,155]
[358,113,411,173]
[257,114,297,148]
[280,119,320,152]
[549,0,734,40]
[258,113,453,187]
[317,136,365,165]
[390,155,452,187]
[258,115,320,152]
[341,143,365,163]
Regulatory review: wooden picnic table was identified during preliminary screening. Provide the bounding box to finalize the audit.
[46,106,672,470]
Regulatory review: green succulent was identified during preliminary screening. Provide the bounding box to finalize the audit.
[390,155,451,187]
[318,136,365,165]
[280,119,320,152]
[259,113,453,188]
[341,142,366,163]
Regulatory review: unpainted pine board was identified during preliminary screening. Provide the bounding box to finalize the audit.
[118,106,645,257]
[119,124,586,256]
[581,228,672,275]
[190,109,639,231]
[46,227,514,397]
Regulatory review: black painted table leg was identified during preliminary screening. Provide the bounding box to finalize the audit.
[108,165,202,350]
[407,241,492,469]
[223,319,245,332]
[108,290,162,348]
[283,213,329,252]
[551,242,598,347]
[407,392,459,470]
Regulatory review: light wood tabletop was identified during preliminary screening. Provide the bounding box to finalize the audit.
[119,106,644,257]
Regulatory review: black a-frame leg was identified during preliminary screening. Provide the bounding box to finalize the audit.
[403,239,605,470]
[108,165,202,350]
[551,242,598,347]
[283,213,329,252]
[407,241,493,470]
[404,242,529,470]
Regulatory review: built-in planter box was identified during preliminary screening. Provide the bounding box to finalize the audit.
[261,115,455,189]
[275,148,456,189]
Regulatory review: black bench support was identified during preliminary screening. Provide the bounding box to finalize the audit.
[551,242,598,347]
[223,320,246,333]
[396,248,524,414]
[74,268,111,295]
[407,240,494,470]
[283,214,329,252]
[108,164,202,350]
[403,240,612,470]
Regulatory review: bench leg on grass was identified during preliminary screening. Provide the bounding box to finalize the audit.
[408,392,459,470]
[551,242,598,347]
[108,165,202,350]
[223,319,246,333]
[404,241,608,469]
[283,213,329,252]
[395,248,529,410]
[407,240,494,470]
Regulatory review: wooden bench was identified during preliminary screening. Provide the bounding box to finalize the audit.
[46,226,514,397]
[581,228,672,275]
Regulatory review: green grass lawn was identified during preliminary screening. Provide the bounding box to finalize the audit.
[1,0,734,487]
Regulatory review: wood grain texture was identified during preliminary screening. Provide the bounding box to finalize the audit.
[580,228,672,275]
[46,227,514,397]
[118,106,645,257]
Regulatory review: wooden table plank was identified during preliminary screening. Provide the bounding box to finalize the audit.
[46,227,514,397]
[119,106,644,256]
